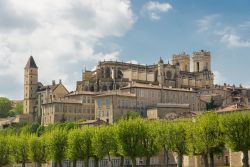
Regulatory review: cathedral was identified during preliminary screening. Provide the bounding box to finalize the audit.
[76,50,214,92]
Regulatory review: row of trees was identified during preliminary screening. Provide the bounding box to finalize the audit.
[0,111,250,167]
[0,97,23,118]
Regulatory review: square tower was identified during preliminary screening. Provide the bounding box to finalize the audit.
[192,50,211,72]
[172,52,190,72]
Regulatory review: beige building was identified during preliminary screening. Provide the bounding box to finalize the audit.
[147,103,192,120]
[95,91,137,123]
[94,82,206,123]
[41,99,95,125]
[23,56,96,124]
[121,82,207,113]
[76,50,214,92]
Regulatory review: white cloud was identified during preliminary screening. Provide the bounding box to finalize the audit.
[142,1,172,21]
[221,33,250,48]
[197,14,220,32]
[197,15,250,48]
[0,0,135,99]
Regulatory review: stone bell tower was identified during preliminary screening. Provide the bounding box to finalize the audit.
[192,50,211,72]
[23,56,38,118]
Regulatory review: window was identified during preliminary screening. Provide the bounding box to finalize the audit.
[82,97,86,103]
[197,62,200,72]
[97,99,102,108]
[106,98,110,108]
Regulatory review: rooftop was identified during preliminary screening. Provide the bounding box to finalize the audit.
[25,56,38,69]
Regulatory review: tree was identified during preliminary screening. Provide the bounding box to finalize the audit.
[11,135,30,167]
[0,97,12,117]
[93,126,118,167]
[9,102,23,116]
[142,121,161,166]
[80,127,95,167]
[0,136,11,167]
[45,129,68,167]
[117,118,145,167]
[158,121,175,167]
[170,122,188,167]
[29,135,47,167]
[220,112,250,167]
[187,112,223,167]
[67,129,86,167]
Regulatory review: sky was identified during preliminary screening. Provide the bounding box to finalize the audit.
[0,0,250,100]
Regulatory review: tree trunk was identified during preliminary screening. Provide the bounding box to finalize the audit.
[177,154,183,167]
[108,154,113,167]
[131,157,136,167]
[22,161,26,167]
[84,157,89,167]
[146,156,150,167]
[242,150,249,167]
[94,156,99,167]
[202,154,209,167]
[164,147,169,167]
[209,152,214,167]
[120,156,124,167]
[73,160,77,167]
[55,162,58,167]
[36,162,42,167]
[59,161,63,167]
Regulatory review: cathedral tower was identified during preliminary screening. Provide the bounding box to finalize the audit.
[172,52,190,72]
[23,56,38,116]
[192,50,211,72]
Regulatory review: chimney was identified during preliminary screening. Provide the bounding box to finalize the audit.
[59,79,62,84]
[52,80,55,86]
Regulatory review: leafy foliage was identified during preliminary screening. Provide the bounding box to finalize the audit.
[0,97,12,117]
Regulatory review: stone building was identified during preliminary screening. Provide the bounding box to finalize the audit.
[95,82,206,123]
[95,91,137,123]
[23,56,94,124]
[76,50,214,92]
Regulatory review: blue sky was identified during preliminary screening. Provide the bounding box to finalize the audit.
[0,0,250,99]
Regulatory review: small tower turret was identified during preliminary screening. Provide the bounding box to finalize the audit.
[157,57,164,86]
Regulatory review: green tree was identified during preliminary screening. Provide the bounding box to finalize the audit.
[187,112,223,167]
[67,129,86,167]
[9,102,23,116]
[0,97,12,117]
[45,129,68,167]
[80,127,95,167]
[158,121,175,167]
[93,126,118,167]
[220,112,250,167]
[0,136,11,167]
[142,121,161,166]
[170,122,188,167]
[117,118,145,167]
[29,135,47,167]
[11,135,30,167]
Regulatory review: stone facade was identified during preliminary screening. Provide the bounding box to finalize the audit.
[41,99,95,125]
[95,91,137,123]
[76,50,214,92]
[147,103,191,120]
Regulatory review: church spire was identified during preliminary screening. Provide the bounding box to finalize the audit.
[25,56,38,69]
